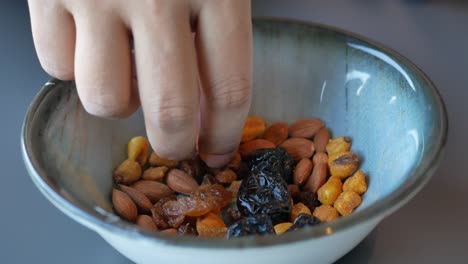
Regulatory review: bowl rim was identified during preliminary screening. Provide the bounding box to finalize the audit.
[21,17,448,249]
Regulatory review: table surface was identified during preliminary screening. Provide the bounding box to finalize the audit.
[1,1,467,263]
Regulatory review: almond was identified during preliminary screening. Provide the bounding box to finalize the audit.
[227,152,241,170]
[161,228,178,235]
[294,158,313,185]
[112,188,138,222]
[119,184,153,214]
[289,118,324,138]
[263,122,289,146]
[142,166,168,181]
[215,169,237,184]
[131,180,174,203]
[304,162,328,192]
[166,169,199,195]
[239,139,275,157]
[314,127,330,153]
[279,138,315,160]
[136,215,158,230]
[241,117,266,142]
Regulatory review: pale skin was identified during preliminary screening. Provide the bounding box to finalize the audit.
[28,0,252,167]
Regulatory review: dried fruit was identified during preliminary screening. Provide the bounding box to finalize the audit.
[112,189,138,222]
[229,180,242,200]
[166,169,199,195]
[326,137,352,156]
[241,117,266,142]
[334,191,362,216]
[314,127,330,153]
[131,180,174,203]
[328,151,360,179]
[291,203,312,222]
[239,139,275,157]
[127,136,149,166]
[196,212,227,238]
[150,208,169,230]
[215,169,237,184]
[113,159,142,184]
[149,152,178,168]
[178,156,207,183]
[200,174,218,187]
[304,152,329,192]
[244,147,294,183]
[167,214,185,228]
[294,191,320,212]
[263,122,289,146]
[226,215,275,238]
[289,118,324,138]
[343,170,368,195]
[178,222,198,236]
[294,158,313,185]
[142,166,168,181]
[317,176,343,205]
[227,208,243,222]
[227,152,242,171]
[136,215,157,230]
[279,138,315,160]
[288,184,300,200]
[287,213,321,231]
[118,184,153,214]
[313,205,339,223]
[274,222,293,235]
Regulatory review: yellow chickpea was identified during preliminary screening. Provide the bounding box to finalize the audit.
[326,137,352,156]
[113,159,142,184]
[313,205,339,223]
[334,191,362,216]
[291,203,312,222]
[328,151,360,180]
[317,176,343,205]
[149,151,178,168]
[127,136,150,166]
[343,170,368,195]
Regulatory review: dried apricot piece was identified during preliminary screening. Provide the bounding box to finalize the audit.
[196,212,227,238]
[241,117,266,142]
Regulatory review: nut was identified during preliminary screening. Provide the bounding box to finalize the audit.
[166,169,199,195]
[142,166,169,181]
[136,215,158,230]
[127,136,149,166]
[304,162,328,193]
[263,122,289,146]
[131,180,174,203]
[119,184,153,214]
[279,138,315,160]
[196,212,227,238]
[291,202,312,222]
[241,117,266,142]
[274,222,293,235]
[293,158,313,185]
[313,205,339,222]
[343,170,368,195]
[334,191,362,216]
[161,228,178,235]
[215,169,237,184]
[149,151,179,168]
[113,159,142,185]
[326,137,352,156]
[112,188,138,222]
[312,152,328,165]
[314,127,330,153]
[227,152,241,171]
[289,118,324,138]
[239,139,275,157]
[317,176,343,205]
[328,151,360,180]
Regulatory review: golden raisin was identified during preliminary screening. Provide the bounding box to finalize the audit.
[142,166,168,181]
[274,222,293,235]
[313,205,339,223]
[196,212,227,238]
[328,151,360,180]
[149,151,178,168]
[334,191,362,216]
[113,159,142,184]
[326,137,352,156]
[317,176,343,205]
[127,136,150,166]
[343,170,368,195]
[241,117,266,142]
[291,202,312,222]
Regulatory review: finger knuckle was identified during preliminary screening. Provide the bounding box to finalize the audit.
[206,76,251,110]
[145,97,197,132]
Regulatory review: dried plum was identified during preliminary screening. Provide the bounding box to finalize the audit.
[287,213,321,232]
[244,148,294,183]
[226,215,275,238]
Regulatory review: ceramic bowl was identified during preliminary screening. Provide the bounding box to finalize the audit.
[22,18,447,264]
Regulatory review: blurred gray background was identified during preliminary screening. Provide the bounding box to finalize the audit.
[1,0,467,263]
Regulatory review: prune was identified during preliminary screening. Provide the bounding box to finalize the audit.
[294,191,320,212]
[227,208,243,222]
[226,215,275,238]
[237,148,293,224]
[287,213,321,232]
[244,148,294,183]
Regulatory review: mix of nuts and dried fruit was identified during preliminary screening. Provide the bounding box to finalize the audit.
[110,117,368,238]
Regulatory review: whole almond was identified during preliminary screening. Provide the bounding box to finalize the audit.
[215,169,237,184]
[119,184,153,214]
[239,139,275,157]
[279,138,315,160]
[263,122,289,146]
[289,118,324,138]
[112,188,138,222]
[161,228,178,235]
[166,169,199,195]
[294,158,313,185]
[304,162,328,192]
[227,152,241,171]
[314,127,330,153]
[136,215,158,230]
[131,180,174,203]
[142,166,168,181]
[113,159,142,185]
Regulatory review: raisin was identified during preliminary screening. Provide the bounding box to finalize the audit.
[287,213,321,232]
[150,208,169,230]
[227,208,243,222]
[244,147,294,183]
[294,191,320,212]
[200,174,218,187]
[237,148,292,224]
[178,222,198,236]
[178,156,208,184]
[226,215,275,238]
[235,161,249,180]
[167,214,185,228]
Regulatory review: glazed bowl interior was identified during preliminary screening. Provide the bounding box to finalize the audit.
[23,19,446,247]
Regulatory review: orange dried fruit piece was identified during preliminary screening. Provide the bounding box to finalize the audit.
[274,222,293,235]
[149,151,179,168]
[196,212,227,238]
[291,202,312,222]
[241,117,266,143]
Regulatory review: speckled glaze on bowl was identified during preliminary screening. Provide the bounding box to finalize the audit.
[22,19,447,264]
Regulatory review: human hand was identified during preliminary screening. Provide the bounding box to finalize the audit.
[28,0,252,167]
